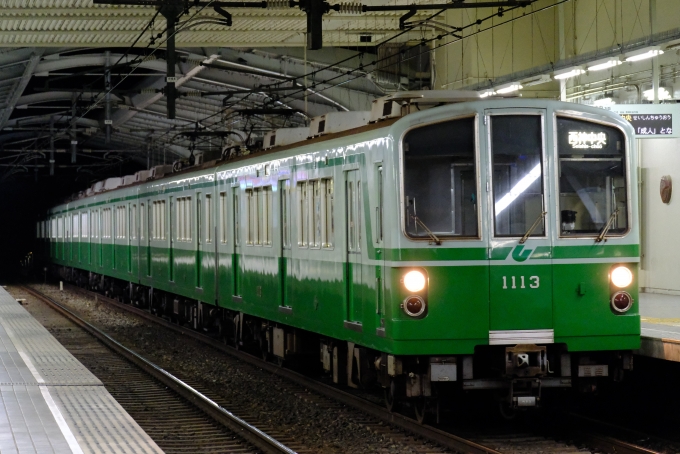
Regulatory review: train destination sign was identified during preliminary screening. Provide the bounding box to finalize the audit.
[603,104,680,138]
[568,131,607,149]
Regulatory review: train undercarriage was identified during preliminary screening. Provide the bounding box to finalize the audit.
[56,265,634,423]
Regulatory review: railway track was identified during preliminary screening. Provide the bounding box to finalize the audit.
[25,282,662,454]
[17,285,299,454]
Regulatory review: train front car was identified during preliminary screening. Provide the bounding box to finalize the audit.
[379,99,640,417]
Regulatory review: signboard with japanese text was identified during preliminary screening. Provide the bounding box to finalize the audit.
[603,104,680,138]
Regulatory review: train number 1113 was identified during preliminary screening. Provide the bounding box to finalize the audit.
[502,276,540,289]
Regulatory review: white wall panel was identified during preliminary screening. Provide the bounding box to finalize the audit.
[639,137,680,294]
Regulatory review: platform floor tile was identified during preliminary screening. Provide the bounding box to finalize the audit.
[0,286,163,453]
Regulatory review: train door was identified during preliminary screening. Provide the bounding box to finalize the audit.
[146,202,152,276]
[486,110,554,335]
[280,179,292,309]
[345,169,363,325]
[232,187,242,298]
[196,192,203,288]
[374,166,385,328]
[169,196,175,282]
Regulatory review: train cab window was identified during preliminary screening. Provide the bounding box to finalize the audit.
[491,115,545,237]
[557,117,628,237]
[402,116,478,239]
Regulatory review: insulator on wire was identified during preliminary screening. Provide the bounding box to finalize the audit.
[336,2,363,14]
[266,0,291,9]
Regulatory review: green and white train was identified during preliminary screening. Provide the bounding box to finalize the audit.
[39,93,640,419]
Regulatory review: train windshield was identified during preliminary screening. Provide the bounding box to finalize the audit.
[490,115,545,237]
[556,117,628,237]
[402,116,479,239]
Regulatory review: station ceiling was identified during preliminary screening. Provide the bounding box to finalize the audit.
[0,0,534,184]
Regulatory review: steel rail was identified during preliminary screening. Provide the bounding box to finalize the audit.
[59,283,499,454]
[21,285,297,454]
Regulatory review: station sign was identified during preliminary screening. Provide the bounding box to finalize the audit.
[602,104,680,138]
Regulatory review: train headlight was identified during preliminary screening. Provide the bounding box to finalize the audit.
[611,291,633,313]
[403,270,426,292]
[611,266,633,288]
[402,296,426,317]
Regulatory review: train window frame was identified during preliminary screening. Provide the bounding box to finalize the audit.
[488,111,548,240]
[399,113,482,242]
[553,111,631,240]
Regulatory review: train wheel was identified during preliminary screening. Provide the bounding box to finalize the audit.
[384,379,398,412]
[414,397,427,424]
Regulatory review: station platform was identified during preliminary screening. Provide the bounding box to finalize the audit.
[638,292,680,362]
[0,286,162,454]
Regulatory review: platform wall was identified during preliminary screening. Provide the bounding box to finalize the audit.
[639,137,680,295]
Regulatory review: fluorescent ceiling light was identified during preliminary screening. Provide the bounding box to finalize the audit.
[625,47,663,62]
[587,58,622,71]
[495,163,542,214]
[643,87,672,101]
[593,97,615,107]
[521,74,552,86]
[554,67,585,80]
[479,90,496,98]
[496,83,523,94]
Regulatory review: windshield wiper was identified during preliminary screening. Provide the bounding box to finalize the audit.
[409,214,441,245]
[519,211,547,244]
[596,208,619,243]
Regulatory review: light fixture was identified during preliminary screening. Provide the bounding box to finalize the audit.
[625,46,663,62]
[587,58,622,71]
[495,83,523,94]
[403,270,426,293]
[520,74,552,87]
[554,67,585,80]
[611,266,633,288]
[479,89,496,98]
[593,97,615,107]
[643,87,672,101]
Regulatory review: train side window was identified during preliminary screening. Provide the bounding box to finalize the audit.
[402,116,478,239]
[73,214,79,239]
[323,178,334,248]
[205,194,212,243]
[281,181,291,249]
[376,167,383,244]
[297,182,308,247]
[246,189,256,245]
[261,186,272,246]
[556,117,628,237]
[51,219,57,239]
[219,192,227,244]
[81,212,88,238]
[140,204,144,240]
[130,204,137,240]
[310,181,321,248]
[256,188,264,246]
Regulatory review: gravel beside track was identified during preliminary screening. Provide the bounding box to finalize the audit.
[11,282,672,454]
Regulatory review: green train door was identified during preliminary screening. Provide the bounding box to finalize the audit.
[345,169,363,325]
[280,180,292,309]
[486,110,554,334]
[232,187,242,298]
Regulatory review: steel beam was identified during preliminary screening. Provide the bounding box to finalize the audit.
[0,51,43,129]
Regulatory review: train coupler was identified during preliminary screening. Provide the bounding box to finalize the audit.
[508,378,542,407]
[505,344,548,378]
